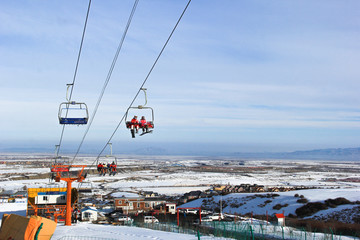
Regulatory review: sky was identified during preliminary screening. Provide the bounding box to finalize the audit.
[0,0,359,155]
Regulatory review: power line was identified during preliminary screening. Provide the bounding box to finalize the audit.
[90,0,192,169]
[56,0,92,158]
[69,0,139,166]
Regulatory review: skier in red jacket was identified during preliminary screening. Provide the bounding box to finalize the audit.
[140,116,148,134]
[110,161,117,176]
[130,116,139,138]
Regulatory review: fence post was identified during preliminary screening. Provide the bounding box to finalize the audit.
[329,227,334,240]
[266,210,268,225]
[249,224,254,240]
[177,209,180,226]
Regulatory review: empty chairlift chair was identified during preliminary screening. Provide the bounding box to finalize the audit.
[58,83,89,125]
[58,101,89,125]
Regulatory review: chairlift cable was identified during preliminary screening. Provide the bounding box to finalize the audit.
[86,0,192,172]
[56,0,92,158]
[69,0,139,167]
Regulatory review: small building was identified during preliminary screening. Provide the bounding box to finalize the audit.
[81,206,99,222]
[15,198,27,203]
[213,185,226,191]
[0,190,14,202]
[185,191,202,200]
[178,196,188,204]
[35,192,66,205]
[27,187,75,222]
[275,213,285,226]
[114,197,172,214]
[153,202,177,215]
[141,191,159,198]
[165,203,176,214]
[12,190,28,198]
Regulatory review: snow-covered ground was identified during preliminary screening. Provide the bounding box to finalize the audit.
[0,201,357,240]
[52,223,222,240]
[180,188,360,218]
[0,154,359,239]
[0,202,230,240]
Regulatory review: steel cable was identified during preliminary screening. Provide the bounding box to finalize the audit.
[86,0,192,173]
[56,0,92,158]
[69,0,139,166]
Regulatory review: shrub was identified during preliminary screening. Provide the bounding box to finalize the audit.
[294,194,299,198]
[255,194,265,198]
[295,202,328,217]
[230,203,240,208]
[286,218,360,237]
[273,203,288,210]
[297,198,309,204]
[325,197,351,207]
[288,213,296,218]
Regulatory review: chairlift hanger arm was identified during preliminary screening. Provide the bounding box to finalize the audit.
[66,84,74,102]
[139,88,148,108]
[124,88,154,123]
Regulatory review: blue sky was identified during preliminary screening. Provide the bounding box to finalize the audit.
[0,0,359,154]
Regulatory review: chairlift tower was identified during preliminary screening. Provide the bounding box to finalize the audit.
[51,164,87,226]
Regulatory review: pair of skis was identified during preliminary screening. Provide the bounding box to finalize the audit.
[131,129,153,138]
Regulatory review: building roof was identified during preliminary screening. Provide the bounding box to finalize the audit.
[81,206,99,212]
[0,190,15,196]
[114,197,144,201]
[144,197,166,202]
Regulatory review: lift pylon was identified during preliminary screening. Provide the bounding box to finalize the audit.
[51,164,87,226]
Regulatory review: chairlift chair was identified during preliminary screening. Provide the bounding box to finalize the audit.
[125,88,154,137]
[125,108,154,129]
[45,182,61,189]
[50,155,70,173]
[58,83,89,125]
[58,101,89,125]
[97,155,118,176]
[78,181,93,193]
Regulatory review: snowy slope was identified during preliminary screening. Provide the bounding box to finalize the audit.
[0,203,229,240]
[179,188,360,221]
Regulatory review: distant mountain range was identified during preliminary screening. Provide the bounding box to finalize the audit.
[122,146,360,160]
[233,147,360,160]
[0,142,359,160]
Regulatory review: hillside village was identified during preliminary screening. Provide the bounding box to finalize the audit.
[0,181,352,225]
